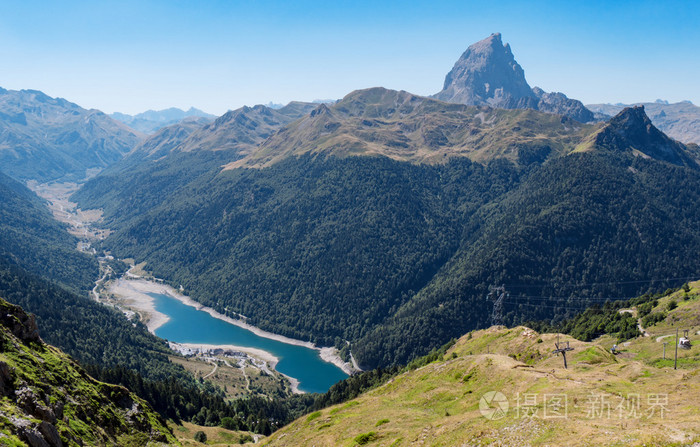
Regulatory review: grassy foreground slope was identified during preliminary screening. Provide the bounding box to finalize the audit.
[264,283,700,446]
[0,298,176,446]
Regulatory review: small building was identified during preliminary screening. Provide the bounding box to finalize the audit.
[679,337,692,350]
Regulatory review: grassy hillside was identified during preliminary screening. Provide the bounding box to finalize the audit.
[0,297,177,446]
[264,283,700,446]
[226,87,596,169]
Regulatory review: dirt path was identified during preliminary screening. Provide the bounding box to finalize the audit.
[238,359,251,392]
[637,318,649,337]
[202,360,218,380]
[656,334,675,343]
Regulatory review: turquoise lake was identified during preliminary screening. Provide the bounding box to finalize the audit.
[149,292,348,393]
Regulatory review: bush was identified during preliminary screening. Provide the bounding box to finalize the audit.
[375,418,389,426]
[306,411,321,422]
[221,417,238,430]
[667,300,678,311]
[194,431,207,443]
[354,431,378,445]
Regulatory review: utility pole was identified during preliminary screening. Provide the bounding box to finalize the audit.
[487,285,508,327]
[663,342,668,360]
[552,335,574,369]
[674,328,679,370]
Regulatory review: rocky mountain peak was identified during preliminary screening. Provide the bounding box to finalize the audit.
[435,33,534,107]
[433,34,596,123]
[592,105,698,168]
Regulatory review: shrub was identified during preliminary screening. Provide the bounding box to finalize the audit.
[194,431,207,443]
[221,417,237,430]
[667,300,678,311]
[306,411,322,422]
[375,418,389,426]
[642,312,666,327]
[354,431,378,445]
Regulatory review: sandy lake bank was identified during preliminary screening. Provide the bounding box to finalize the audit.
[106,275,359,376]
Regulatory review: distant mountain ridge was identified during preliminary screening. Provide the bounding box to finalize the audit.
[120,101,319,167]
[226,87,595,169]
[587,100,700,144]
[111,106,216,134]
[433,33,595,123]
[0,87,142,182]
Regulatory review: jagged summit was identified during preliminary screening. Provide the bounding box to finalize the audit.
[434,34,595,123]
[435,33,534,107]
[579,105,699,168]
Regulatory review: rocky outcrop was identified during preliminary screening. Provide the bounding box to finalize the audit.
[587,100,700,144]
[0,297,177,446]
[0,300,41,344]
[532,87,594,123]
[433,33,596,123]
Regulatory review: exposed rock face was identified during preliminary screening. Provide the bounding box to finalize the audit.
[435,33,534,106]
[532,87,595,124]
[434,33,595,123]
[0,300,41,344]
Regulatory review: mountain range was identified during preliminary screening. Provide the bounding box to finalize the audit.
[111,106,216,134]
[1,31,700,445]
[0,87,142,182]
[74,83,700,369]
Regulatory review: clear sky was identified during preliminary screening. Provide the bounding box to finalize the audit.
[1,0,698,115]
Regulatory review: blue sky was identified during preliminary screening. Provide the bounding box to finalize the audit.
[0,0,698,115]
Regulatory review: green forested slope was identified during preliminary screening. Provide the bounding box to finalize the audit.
[77,155,521,346]
[355,151,700,366]
[0,172,98,294]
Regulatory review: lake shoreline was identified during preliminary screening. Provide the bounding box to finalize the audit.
[107,273,359,376]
